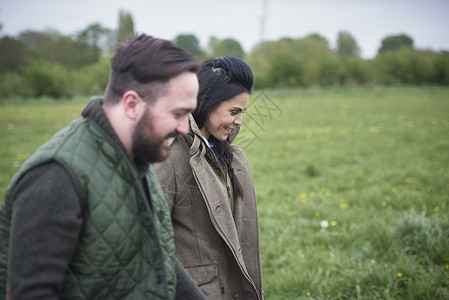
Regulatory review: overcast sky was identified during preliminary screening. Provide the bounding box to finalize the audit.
[1,0,448,59]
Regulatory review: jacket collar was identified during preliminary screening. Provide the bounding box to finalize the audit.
[188,114,203,138]
[188,115,205,156]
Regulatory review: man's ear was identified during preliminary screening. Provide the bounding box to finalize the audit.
[122,90,144,120]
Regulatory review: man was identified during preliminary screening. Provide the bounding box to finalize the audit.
[0,34,205,299]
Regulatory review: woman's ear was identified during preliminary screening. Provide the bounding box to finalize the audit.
[122,90,145,120]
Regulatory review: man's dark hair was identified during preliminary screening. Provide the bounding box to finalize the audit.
[104,33,198,104]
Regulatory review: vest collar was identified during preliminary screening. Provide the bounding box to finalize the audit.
[82,97,149,178]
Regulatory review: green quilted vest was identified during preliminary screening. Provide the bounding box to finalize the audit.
[0,118,176,299]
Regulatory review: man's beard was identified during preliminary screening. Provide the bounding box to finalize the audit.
[131,109,175,164]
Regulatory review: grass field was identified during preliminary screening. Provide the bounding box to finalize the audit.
[1,87,449,299]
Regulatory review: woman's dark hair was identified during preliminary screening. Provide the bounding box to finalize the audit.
[192,56,253,200]
[104,33,198,105]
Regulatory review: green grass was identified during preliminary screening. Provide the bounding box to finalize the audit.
[237,86,449,299]
[0,96,88,193]
[1,87,449,299]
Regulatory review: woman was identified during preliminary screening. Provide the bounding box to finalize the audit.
[154,56,263,300]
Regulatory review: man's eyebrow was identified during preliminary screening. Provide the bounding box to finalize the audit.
[173,107,195,113]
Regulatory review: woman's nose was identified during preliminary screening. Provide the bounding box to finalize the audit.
[234,114,243,125]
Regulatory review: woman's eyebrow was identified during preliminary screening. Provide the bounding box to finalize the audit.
[231,106,246,112]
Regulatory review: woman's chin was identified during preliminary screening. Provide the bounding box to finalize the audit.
[213,134,228,142]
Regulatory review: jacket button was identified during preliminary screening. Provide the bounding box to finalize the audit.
[232,290,239,299]
[244,291,254,297]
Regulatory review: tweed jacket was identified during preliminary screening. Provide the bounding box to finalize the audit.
[154,115,262,300]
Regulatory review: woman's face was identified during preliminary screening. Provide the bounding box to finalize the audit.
[200,92,249,141]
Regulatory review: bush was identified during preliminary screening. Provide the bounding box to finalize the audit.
[434,51,449,85]
[0,56,111,99]
[268,51,306,88]
[0,72,32,98]
[373,49,445,85]
[319,55,342,85]
[339,56,373,85]
[24,58,73,98]
[248,36,340,88]
[72,55,111,96]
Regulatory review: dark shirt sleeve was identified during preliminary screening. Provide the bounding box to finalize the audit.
[7,161,83,300]
[175,259,207,300]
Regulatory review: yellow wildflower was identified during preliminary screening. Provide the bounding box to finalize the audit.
[297,193,307,200]
[16,153,30,161]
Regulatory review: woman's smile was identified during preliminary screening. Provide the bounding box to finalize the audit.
[200,92,248,141]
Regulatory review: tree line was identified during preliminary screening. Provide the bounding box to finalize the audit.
[0,11,448,99]
[248,33,449,88]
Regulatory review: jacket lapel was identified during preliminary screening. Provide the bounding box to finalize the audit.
[188,118,249,271]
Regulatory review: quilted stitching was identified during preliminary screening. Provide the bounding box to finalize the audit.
[61,121,175,299]
[1,118,176,300]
